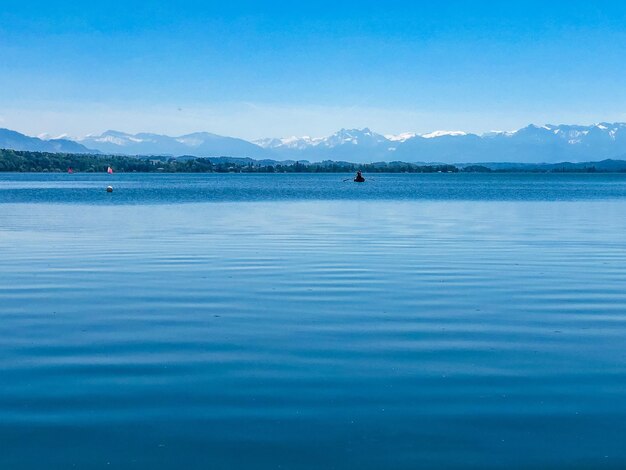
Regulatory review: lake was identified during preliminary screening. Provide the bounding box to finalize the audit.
[1,173,626,469]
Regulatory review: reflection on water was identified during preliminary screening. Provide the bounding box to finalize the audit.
[1,175,626,469]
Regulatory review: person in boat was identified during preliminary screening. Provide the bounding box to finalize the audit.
[354,170,365,182]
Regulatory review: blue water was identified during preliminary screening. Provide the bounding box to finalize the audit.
[1,173,626,469]
[2,172,626,203]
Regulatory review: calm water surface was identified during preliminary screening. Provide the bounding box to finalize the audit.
[1,174,626,469]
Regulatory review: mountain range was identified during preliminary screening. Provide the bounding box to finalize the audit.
[3,123,626,163]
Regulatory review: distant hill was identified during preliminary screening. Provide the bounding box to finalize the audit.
[0,128,97,154]
[5,123,626,163]
[472,159,626,172]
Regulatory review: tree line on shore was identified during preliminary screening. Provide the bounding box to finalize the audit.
[0,148,618,173]
[0,149,458,173]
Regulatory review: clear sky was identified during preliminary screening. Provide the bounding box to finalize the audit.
[2,0,626,139]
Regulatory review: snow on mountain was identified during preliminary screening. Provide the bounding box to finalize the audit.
[254,135,322,150]
[420,130,468,139]
[84,130,149,146]
[37,132,72,141]
[318,128,388,147]
[483,130,516,137]
[385,132,417,142]
[258,128,393,162]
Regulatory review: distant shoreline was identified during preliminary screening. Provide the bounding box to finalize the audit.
[1,148,626,173]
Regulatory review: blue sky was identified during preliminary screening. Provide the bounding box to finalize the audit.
[2,0,626,139]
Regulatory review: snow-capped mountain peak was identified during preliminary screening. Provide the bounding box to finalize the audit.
[313,128,388,147]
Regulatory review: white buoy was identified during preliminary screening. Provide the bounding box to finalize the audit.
[106,186,113,193]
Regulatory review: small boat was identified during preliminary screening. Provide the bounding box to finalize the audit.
[354,170,365,183]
